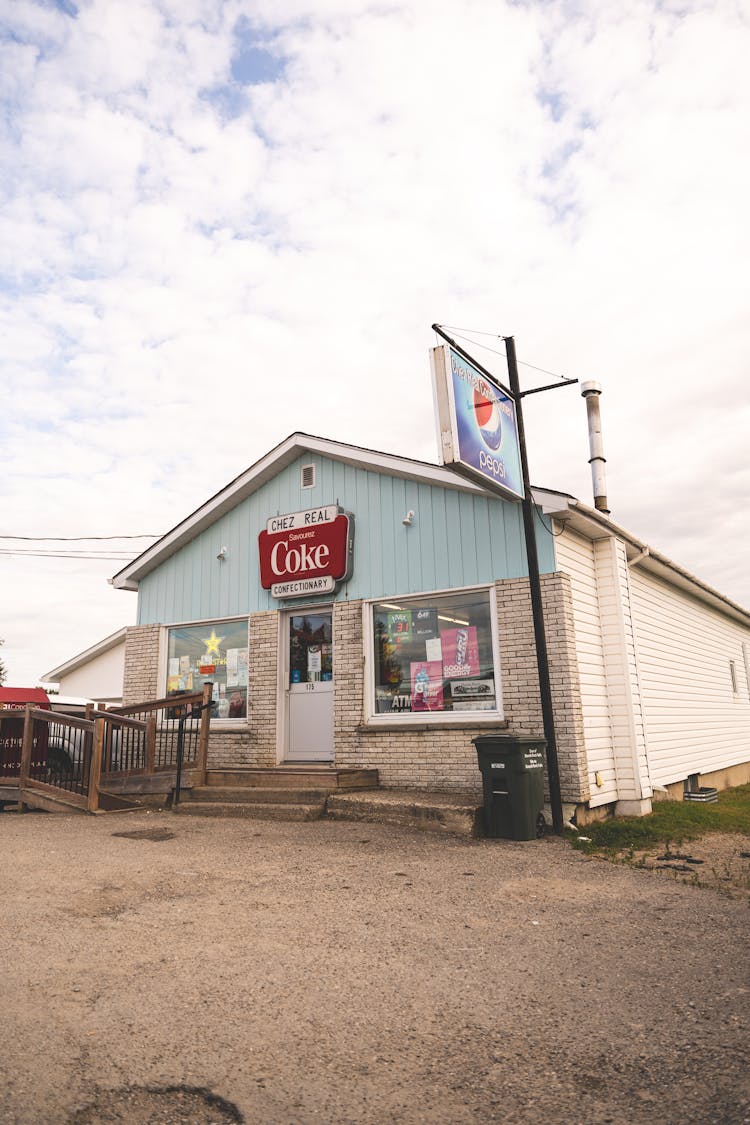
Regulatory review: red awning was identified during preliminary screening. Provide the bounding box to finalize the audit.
[0,687,51,710]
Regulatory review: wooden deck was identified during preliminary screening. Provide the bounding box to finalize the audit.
[0,687,212,815]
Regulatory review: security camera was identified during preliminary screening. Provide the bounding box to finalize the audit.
[217,546,228,561]
[402,510,415,526]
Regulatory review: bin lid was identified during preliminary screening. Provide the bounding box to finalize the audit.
[473,732,546,748]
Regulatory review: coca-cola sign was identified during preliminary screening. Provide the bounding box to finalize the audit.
[258,507,354,599]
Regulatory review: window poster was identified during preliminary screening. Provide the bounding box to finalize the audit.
[179,655,191,675]
[217,684,230,718]
[168,657,180,678]
[381,633,402,686]
[425,636,443,663]
[440,626,480,678]
[226,648,239,688]
[412,607,438,639]
[450,679,494,701]
[167,675,180,693]
[410,660,444,711]
[388,611,412,644]
[237,649,248,683]
[452,699,496,711]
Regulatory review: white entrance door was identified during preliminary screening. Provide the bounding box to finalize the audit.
[284,610,334,762]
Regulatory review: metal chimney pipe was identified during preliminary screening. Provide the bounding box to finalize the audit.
[580,380,610,515]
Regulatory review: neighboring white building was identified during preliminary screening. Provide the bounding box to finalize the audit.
[42,628,127,706]
[108,434,750,821]
[541,491,750,813]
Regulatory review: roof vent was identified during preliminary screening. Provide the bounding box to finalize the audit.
[301,464,316,489]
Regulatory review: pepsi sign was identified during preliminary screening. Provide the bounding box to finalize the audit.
[431,345,524,500]
[258,508,354,599]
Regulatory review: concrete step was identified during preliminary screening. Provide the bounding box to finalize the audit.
[326,790,482,838]
[205,767,378,791]
[173,799,326,822]
[189,786,332,805]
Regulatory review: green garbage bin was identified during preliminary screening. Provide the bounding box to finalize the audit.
[473,733,547,840]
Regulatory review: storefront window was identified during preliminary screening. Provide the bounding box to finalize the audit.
[371,589,499,716]
[166,619,249,720]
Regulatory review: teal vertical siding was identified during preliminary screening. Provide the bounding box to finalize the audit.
[137,454,555,624]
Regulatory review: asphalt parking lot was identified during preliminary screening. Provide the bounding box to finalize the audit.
[1,808,748,1124]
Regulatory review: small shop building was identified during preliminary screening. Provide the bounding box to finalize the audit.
[112,432,750,821]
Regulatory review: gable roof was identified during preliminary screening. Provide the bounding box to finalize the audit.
[540,495,750,627]
[42,627,128,681]
[108,431,750,627]
[110,432,497,591]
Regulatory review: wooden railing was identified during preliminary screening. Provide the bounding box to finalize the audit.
[107,684,212,786]
[9,707,110,813]
[0,684,212,814]
[0,710,28,780]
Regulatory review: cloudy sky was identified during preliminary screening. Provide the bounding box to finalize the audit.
[1,0,748,686]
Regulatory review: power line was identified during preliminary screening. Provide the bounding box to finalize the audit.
[0,549,136,561]
[0,534,159,541]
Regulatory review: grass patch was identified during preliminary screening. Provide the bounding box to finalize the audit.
[569,783,750,855]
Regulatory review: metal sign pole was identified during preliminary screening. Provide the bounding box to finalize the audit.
[430,324,571,834]
[504,336,564,835]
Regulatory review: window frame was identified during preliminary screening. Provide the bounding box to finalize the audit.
[159,615,251,728]
[362,583,504,728]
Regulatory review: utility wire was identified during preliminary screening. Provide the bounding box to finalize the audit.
[0,534,159,541]
[0,549,137,561]
[534,508,567,538]
[442,328,509,363]
[440,324,572,382]
[0,547,136,554]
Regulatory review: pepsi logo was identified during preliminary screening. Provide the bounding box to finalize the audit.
[473,383,503,450]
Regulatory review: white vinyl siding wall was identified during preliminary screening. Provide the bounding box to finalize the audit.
[554,530,618,805]
[596,539,651,802]
[629,567,750,786]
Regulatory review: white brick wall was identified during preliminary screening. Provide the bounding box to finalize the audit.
[123,576,589,800]
[123,625,160,705]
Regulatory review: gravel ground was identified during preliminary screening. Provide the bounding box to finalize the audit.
[626,833,750,901]
[1,808,748,1125]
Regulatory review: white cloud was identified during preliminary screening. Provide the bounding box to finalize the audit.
[1,0,749,683]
